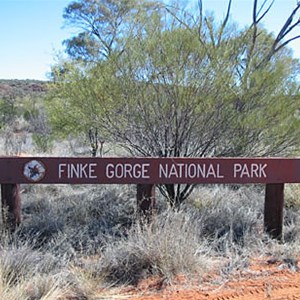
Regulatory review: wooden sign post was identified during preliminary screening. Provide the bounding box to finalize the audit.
[0,156,298,238]
[137,184,155,221]
[1,184,21,229]
[264,183,284,239]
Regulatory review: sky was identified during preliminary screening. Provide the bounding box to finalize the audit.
[0,0,299,81]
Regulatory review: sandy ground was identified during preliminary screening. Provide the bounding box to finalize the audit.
[108,257,300,300]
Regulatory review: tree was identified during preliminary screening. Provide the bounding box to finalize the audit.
[62,0,161,61]
[47,0,300,207]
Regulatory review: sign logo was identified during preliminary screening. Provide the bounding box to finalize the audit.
[23,160,46,182]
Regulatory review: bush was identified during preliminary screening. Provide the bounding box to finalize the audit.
[0,237,89,299]
[0,244,63,286]
[187,186,264,248]
[95,210,210,286]
[19,184,136,256]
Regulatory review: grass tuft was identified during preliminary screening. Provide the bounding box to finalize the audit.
[96,210,210,286]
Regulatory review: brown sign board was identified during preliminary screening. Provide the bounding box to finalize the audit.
[0,157,299,184]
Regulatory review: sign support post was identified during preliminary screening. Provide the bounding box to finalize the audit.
[264,183,284,240]
[1,184,21,230]
[136,184,155,221]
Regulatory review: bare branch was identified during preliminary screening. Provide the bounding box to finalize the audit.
[249,0,274,58]
[217,0,232,46]
[274,34,300,53]
[246,0,259,64]
[252,0,258,23]
[198,0,203,34]
[264,3,300,62]
[256,0,268,16]
[256,0,274,23]
[89,127,98,157]
[277,4,300,41]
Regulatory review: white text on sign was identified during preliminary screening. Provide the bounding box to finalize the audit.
[233,163,267,178]
[58,163,97,179]
[106,163,150,179]
[159,163,224,179]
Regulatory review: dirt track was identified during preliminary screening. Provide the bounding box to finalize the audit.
[119,258,300,300]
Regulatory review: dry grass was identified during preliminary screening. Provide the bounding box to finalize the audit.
[285,184,300,209]
[94,210,210,286]
[0,242,73,299]
[0,181,298,298]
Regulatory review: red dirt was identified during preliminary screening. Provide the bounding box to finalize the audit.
[117,257,300,300]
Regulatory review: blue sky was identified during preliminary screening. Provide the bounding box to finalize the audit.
[0,0,71,80]
[0,0,299,81]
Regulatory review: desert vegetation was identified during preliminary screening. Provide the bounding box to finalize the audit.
[0,183,299,299]
[48,0,300,207]
[0,0,300,299]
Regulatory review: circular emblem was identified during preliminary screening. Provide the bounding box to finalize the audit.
[23,160,46,182]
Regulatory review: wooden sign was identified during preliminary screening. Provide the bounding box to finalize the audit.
[0,156,293,239]
[0,157,298,184]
